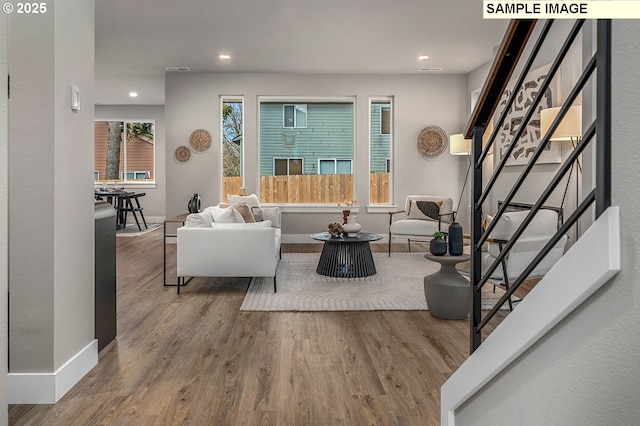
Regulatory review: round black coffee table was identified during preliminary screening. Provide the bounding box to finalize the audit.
[311,232,383,278]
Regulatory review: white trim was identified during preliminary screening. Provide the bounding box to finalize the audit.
[441,206,621,425]
[366,204,398,213]
[8,339,98,404]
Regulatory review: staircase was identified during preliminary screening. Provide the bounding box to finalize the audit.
[440,19,622,425]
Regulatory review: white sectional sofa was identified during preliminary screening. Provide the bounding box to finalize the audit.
[176,197,281,294]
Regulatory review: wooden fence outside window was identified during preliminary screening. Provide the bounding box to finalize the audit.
[222,173,389,204]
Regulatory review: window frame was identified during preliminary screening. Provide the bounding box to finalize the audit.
[369,97,394,206]
[380,105,391,135]
[317,158,353,175]
[220,96,245,202]
[273,157,304,175]
[283,104,308,129]
[93,119,156,186]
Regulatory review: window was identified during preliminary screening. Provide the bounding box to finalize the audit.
[380,106,391,135]
[274,158,303,175]
[370,99,393,204]
[94,120,155,183]
[283,104,307,128]
[222,98,244,201]
[120,171,150,180]
[318,159,352,175]
[260,99,354,203]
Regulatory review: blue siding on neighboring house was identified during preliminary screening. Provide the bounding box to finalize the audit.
[259,103,354,175]
[370,103,391,173]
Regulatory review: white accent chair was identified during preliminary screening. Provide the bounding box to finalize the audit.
[482,209,568,309]
[388,195,455,256]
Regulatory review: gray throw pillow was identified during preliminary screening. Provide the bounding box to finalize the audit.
[415,201,441,220]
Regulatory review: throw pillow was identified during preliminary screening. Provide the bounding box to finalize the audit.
[252,206,280,228]
[407,200,443,221]
[219,202,256,223]
[206,205,245,223]
[184,212,212,228]
[227,193,260,209]
[251,207,264,222]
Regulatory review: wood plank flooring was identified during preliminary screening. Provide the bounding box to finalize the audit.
[9,231,516,425]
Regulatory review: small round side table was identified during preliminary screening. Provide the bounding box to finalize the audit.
[423,253,471,320]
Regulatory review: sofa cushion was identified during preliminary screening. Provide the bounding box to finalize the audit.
[205,205,245,223]
[184,212,213,228]
[390,218,441,236]
[219,202,256,223]
[252,206,281,228]
[227,193,260,209]
[210,220,273,229]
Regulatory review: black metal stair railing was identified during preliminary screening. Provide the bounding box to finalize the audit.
[466,19,611,353]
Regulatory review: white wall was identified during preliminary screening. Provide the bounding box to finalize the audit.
[165,73,469,236]
[95,105,166,221]
[8,0,96,377]
[455,21,640,425]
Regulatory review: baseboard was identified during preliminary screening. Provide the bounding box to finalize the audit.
[8,339,98,404]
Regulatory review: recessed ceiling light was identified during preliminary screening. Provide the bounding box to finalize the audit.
[219,54,231,60]
[129,92,138,98]
[418,55,430,61]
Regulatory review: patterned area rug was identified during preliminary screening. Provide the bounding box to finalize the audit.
[240,252,507,312]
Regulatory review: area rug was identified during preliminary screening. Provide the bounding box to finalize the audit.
[116,223,163,237]
[240,252,507,312]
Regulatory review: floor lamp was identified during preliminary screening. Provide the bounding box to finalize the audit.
[540,105,582,237]
[449,134,472,224]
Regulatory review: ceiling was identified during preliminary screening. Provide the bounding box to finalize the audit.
[95,0,509,105]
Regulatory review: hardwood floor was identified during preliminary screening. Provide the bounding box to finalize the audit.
[9,231,517,425]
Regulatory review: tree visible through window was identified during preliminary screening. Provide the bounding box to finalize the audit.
[94,121,155,182]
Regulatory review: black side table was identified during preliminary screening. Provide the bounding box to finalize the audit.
[311,232,383,278]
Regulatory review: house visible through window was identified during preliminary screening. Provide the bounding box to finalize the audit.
[260,99,355,203]
[94,120,155,183]
[274,158,303,175]
[283,104,307,128]
[370,99,393,204]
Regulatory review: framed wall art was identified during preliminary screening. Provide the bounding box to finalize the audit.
[495,64,560,166]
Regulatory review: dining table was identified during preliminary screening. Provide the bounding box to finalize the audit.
[94,189,147,230]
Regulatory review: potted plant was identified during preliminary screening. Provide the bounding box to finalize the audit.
[429,231,447,256]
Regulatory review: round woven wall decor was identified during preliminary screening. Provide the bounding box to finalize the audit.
[189,129,212,153]
[417,126,448,160]
[174,145,191,164]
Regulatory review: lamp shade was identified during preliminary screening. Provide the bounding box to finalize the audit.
[449,134,471,155]
[540,106,582,141]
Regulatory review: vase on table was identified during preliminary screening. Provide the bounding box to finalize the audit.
[342,215,362,237]
[342,209,350,225]
[429,234,447,256]
[448,221,463,255]
[187,193,201,213]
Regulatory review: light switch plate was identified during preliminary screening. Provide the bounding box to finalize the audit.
[71,85,80,111]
